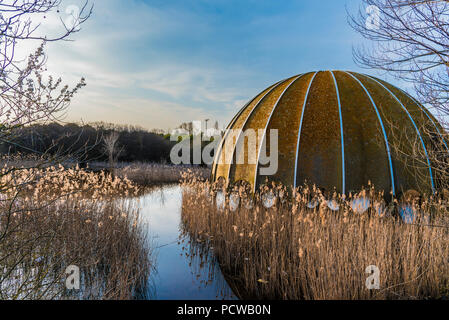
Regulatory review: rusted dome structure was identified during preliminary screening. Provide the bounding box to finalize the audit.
[211,70,448,197]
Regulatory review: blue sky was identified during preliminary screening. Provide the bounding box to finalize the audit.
[40,0,380,131]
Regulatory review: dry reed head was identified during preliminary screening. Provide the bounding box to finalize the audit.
[0,166,151,300]
[180,172,449,300]
[113,162,210,186]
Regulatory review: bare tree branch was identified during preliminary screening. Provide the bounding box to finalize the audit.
[348,0,449,116]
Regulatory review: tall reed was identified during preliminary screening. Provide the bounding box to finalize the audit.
[181,172,449,300]
[97,161,210,186]
[0,165,151,299]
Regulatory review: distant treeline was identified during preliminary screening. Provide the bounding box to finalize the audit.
[0,122,175,163]
[0,122,217,165]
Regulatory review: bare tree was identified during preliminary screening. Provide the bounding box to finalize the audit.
[348,0,449,199]
[0,0,93,190]
[0,1,92,131]
[103,131,122,173]
[348,0,449,117]
[0,0,92,298]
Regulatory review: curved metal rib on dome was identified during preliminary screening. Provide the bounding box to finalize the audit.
[211,79,283,181]
[345,71,396,196]
[330,71,346,194]
[212,99,255,181]
[211,100,252,181]
[293,72,318,189]
[365,74,436,193]
[369,78,449,153]
[398,89,449,152]
[226,78,289,184]
[253,74,305,192]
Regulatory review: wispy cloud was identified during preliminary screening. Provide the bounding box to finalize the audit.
[135,64,249,103]
[34,0,256,129]
[15,0,368,130]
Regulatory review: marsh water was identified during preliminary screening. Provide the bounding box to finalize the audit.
[136,185,237,300]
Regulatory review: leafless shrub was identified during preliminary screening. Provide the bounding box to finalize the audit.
[0,166,151,299]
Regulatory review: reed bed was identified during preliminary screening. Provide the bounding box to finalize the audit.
[113,162,210,186]
[0,155,211,186]
[180,172,449,300]
[0,165,151,300]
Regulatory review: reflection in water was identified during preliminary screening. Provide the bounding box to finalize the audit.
[178,227,251,300]
[135,185,236,300]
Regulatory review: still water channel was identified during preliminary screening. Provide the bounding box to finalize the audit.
[136,185,237,300]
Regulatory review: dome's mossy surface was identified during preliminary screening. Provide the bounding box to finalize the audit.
[212,71,448,197]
